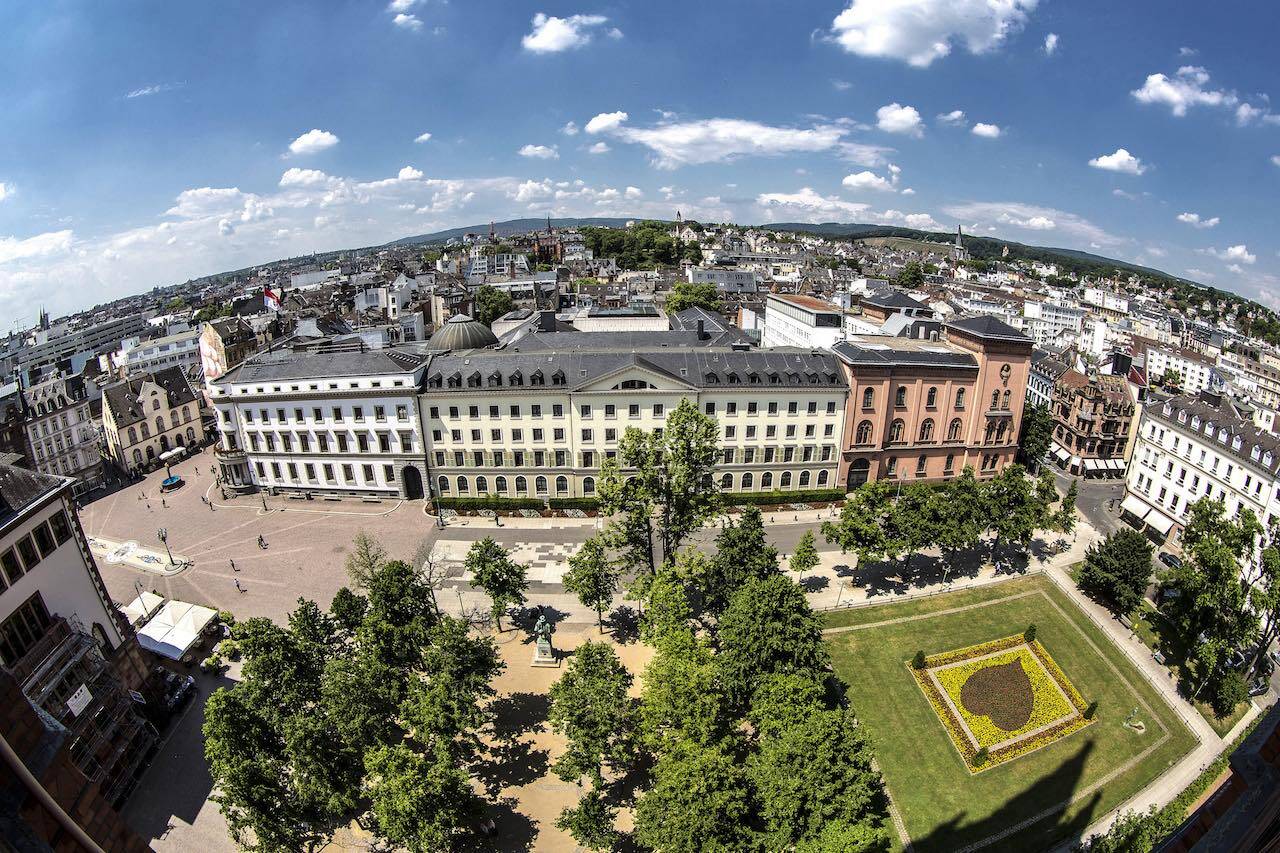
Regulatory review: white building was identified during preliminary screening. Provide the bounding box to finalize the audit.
[21,375,102,494]
[1122,391,1280,546]
[1144,346,1215,394]
[110,329,201,377]
[1022,299,1086,346]
[686,267,760,294]
[761,294,845,349]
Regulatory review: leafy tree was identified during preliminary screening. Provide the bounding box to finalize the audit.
[472,283,514,326]
[1077,530,1154,615]
[1017,404,1055,471]
[639,630,733,749]
[640,565,694,643]
[1212,670,1249,717]
[548,641,636,786]
[555,789,618,852]
[665,281,722,314]
[698,507,780,617]
[822,480,902,570]
[403,617,504,764]
[794,820,885,853]
[465,537,528,631]
[790,530,819,582]
[1077,806,1173,853]
[895,261,924,288]
[716,575,830,710]
[597,454,657,578]
[1244,523,1280,679]
[983,464,1053,560]
[933,467,986,577]
[329,586,367,636]
[1056,479,1080,535]
[890,483,938,575]
[633,741,757,853]
[364,743,483,852]
[563,535,621,631]
[345,531,387,588]
[747,672,829,741]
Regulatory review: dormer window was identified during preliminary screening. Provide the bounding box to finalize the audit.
[705,373,719,384]
[727,372,741,384]
[510,371,523,386]
[551,370,566,386]
[447,373,462,389]
[1232,436,1243,451]
[487,372,502,388]
[747,371,760,384]
[467,372,481,388]
[531,370,545,386]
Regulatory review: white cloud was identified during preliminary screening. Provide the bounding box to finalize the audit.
[413,131,433,143]
[836,142,896,169]
[937,109,966,125]
[842,171,896,192]
[971,122,1002,138]
[518,144,559,159]
[943,200,1123,246]
[1088,148,1148,175]
[829,0,1038,67]
[165,187,245,219]
[217,219,235,237]
[1144,246,1168,258]
[0,230,74,265]
[0,183,9,202]
[1176,212,1219,229]
[1178,46,1197,57]
[585,111,629,134]
[876,103,923,137]
[1112,188,1138,201]
[901,187,915,195]
[287,129,340,156]
[125,82,184,99]
[1043,33,1059,55]
[1227,263,1244,274]
[561,121,579,136]
[397,166,424,180]
[756,187,871,220]
[387,0,419,10]
[1131,66,1236,116]
[392,13,423,31]
[624,186,644,199]
[587,141,611,154]
[278,168,332,188]
[1272,155,1280,167]
[521,13,612,53]
[1205,244,1256,264]
[832,79,853,91]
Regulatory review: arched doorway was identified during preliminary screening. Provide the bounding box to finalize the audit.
[847,459,870,490]
[402,465,424,500]
[159,435,170,452]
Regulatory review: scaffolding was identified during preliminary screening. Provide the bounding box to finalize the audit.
[11,617,157,805]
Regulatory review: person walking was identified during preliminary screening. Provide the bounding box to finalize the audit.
[230,558,238,572]
[234,578,244,593]
[257,534,266,549]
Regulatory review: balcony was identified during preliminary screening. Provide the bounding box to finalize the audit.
[214,444,247,462]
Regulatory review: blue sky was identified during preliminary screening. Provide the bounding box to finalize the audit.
[1,0,1278,323]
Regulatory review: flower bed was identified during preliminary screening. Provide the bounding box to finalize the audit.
[910,635,1095,773]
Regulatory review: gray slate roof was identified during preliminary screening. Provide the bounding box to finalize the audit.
[945,314,1032,343]
[102,366,200,429]
[0,463,64,531]
[831,340,977,370]
[222,349,430,383]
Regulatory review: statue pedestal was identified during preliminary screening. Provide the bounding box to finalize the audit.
[531,639,558,668]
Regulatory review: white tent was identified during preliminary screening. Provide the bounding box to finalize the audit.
[136,599,218,661]
[118,592,164,627]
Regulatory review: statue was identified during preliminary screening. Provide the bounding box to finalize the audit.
[531,609,557,667]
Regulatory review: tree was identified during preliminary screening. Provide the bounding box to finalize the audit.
[597,454,656,578]
[641,564,695,644]
[932,467,986,578]
[465,537,528,631]
[345,531,387,588]
[1077,807,1175,853]
[983,464,1053,561]
[664,281,722,314]
[548,641,636,786]
[1056,479,1080,536]
[563,536,621,631]
[1077,529,1154,615]
[472,284,513,326]
[638,630,733,749]
[698,507,780,617]
[822,480,901,571]
[365,743,483,852]
[1016,404,1055,471]
[790,530,819,582]
[895,261,924,288]
[890,483,938,576]
[555,789,618,852]
[633,741,757,853]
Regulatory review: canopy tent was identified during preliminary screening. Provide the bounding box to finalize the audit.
[1084,459,1105,471]
[136,599,218,661]
[118,592,164,627]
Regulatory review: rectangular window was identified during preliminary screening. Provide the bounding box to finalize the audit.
[362,464,375,483]
[0,593,52,666]
[304,463,315,480]
[469,406,479,419]
[324,464,334,482]
[553,404,564,417]
[788,402,798,415]
[493,451,504,466]
[531,405,542,418]
[582,450,595,467]
[705,402,715,415]
[510,405,520,418]
[379,434,391,453]
[725,425,736,438]
[375,406,386,422]
[353,407,364,422]
[287,463,298,480]
[48,511,72,545]
[512,429,523,442]
[582,429,593,441]
[727,402,738,415]
[357,434,369,453]
[342,464,354,482]
[555,450,567,466]
[653,404,664,417]
[605,404,616,418]
[333,406,343,421]
[337,434,349,452]
[533,428,544,442]
[629,404,640,418]
[554,428,565,441]
[768,402,778,415]
[16,536,39,572]
[385,465,396,482]
[449,406,459,419]
[1,548,24,585]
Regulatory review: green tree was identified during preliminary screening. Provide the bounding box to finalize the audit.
[664,281,722,314]
[890,483,938,576]
[555,789,618,852]
[364,743,483,852]
[1016,404,1055,471]
[597,454,656,578]
[932,467,986,578]
[563,535,621,631]
[790,530,819,582]
[822,480,902,571]
[1056,479,1080,535]
[895,261,924,288]
[472,284,514,326]
[1078,530,1153,615]
[345,531,387,588]
[698,507,780,617]
[548,641,636,786]
[633,741,757,853]
[983,464,1052,561]
[638,630,733,749]
[465,537,528,631]
[640,564,695,643]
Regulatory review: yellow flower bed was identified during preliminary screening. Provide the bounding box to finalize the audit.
[933,647,1074,749]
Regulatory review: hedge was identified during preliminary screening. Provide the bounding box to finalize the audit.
[725,489,845,506]
[548,497,600,510]
[435,496,544,511]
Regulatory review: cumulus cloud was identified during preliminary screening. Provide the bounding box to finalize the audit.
[1043,33,1059,55]
[288,129,340,156]
[587,141,610,154]
[625,186,644,199]
[561,121,579,136]
[1204,244,1256,264]
[387,0,420,10]
[829,0,1038,67]
[279,168,333,188]
[0,230,74,265]
[0,183,9,202]
[842,171,896,192]
[876,103,924,137]
[754,187,939,229]
[971,122,1002,138]
[832,79,853,91]
[1131,66,1236,116]
[1272,155,1280,167]
[414,131,433,143]
[518,144,559,160]
[397,166,424,180]
[217,219,235,237]
[1088,148,1148,175]
[943,200,1122,246]
[585,111,629,134]
[1176,212,1219,229]
[392,13,423,31]
[522,13,613,53]
[937,109,966,125]
[1227,263,1244,274]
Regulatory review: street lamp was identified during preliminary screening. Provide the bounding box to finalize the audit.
[157,528,174,565]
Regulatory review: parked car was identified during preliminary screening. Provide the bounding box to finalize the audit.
[1158,552,1183,570]
[1249,678,1269,697]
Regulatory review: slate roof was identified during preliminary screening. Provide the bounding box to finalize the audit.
[0,463,65,531]
[101,366,202,428]
[221,349,430,384]
[863,287,931,312]
[945,314,1032,343]
[831,339,977,370]
[1153,394,1280,476]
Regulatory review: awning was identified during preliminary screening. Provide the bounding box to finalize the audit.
[137,599,218,660]
[1109,459,1127,472]
[1053,445,1071,463]
[1084,459,1104,471]
[1146,509,1177,536]
[118,592,164,627]
[1120,493,1151,520]
[1069,455,1082,469]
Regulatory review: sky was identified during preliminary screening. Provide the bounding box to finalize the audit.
[1,0,1278,325]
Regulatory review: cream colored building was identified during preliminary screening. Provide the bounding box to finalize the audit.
[101,367,206,474]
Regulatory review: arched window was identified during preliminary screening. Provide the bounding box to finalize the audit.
[895,387,907,407]
[955,387,966,409]
[926,387,938,408]
[799,470,811,487]
[947,418,963,442]
[457,476,469,494]
[720,472,733,489]
[817,470,828,486]
[170,412,179,429]
[760,472,772,489]
[151,399,160,411]
[555,476,568,495]
[186,426,195,442]
[515,476,527,495]
[991,390,1000,410]
[855,421,872,445]
[780,471,792,488]
[140,422,150,438]
[861,388,874,409]
[583,476,595,495]
[919,419,935,442]
[155,416,165,434]
[496,476,508,493]
[917,455,928,476]
[132,449,143,465]
[127,427,137,444]
[888,419,905,443]
[536,476,548,495]
[476,475,488,494]
[183,406,191,422]
[741,472,754,490]
[438,476,450,493]
[1002,390,1011,410]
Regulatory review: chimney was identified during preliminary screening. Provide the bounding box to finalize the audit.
[696,319,706,340]
[539,310,556,333]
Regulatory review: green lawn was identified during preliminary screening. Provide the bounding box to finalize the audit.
[826,576,1198,853]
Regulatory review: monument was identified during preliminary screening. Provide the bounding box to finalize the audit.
[531,610,558,667]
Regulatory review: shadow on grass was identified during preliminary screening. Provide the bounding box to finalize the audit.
[911,739,1100,853]
[608,605,641,645]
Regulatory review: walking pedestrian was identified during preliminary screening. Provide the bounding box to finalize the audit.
[161,498,167,508]
[230,558,238,572]
[234,578,244,593]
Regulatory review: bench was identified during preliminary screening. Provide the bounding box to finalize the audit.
[1119,615,1133,629]
[323,496,342,503]
[1153,651,1166,665]
[361,497,382,504]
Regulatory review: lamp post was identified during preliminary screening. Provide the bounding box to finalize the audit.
[157,528,174,566]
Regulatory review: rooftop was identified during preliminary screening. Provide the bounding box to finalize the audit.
[0,463,65,532]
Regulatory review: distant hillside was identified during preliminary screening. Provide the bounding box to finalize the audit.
[385,217,636,247]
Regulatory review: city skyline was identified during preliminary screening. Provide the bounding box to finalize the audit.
[2,0,1278,322]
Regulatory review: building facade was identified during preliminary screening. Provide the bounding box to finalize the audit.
[1048,369,1134,478]
[761,294,844,349]
[22,374,103,494]
[101,367,206,475]
[199,316,260,383]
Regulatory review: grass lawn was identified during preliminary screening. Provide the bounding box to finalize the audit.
[1129,601,1251,737]
[826,576,1198,853]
